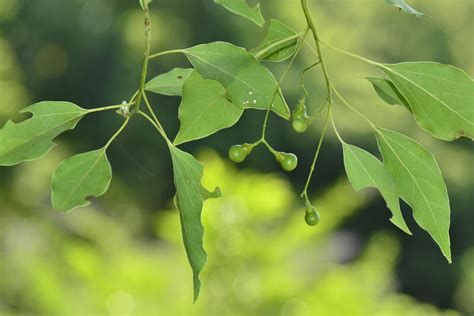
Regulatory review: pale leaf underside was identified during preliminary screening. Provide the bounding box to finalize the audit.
[343,143,411,234]
[375,128,451,262]
[214,0,265,27]
[380,62,474,141]
[170,146,220,301]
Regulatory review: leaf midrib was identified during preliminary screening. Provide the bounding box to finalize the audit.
[376,130,443,240]
[0,113,84,158]
[384,66,473,126]
[59,150,107,209]
[185,50,284,114]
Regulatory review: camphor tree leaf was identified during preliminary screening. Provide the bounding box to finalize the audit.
[375,128,451,262]
[342,143,411,234]
[184,42,290,119]
[385,0,428,17]
[174,71,243,145]
[214,0,264,27]
[170,146,221,301]
[145,68,193,96]
[252,19,298,62]
[0,101,87,166]
[51,149,112,212]
[379,62,474,141]
[366,77,411,112]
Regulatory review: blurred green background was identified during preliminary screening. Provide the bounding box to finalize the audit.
[0,0,473,315]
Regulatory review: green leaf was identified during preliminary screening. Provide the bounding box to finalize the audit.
[0,101,87,166]
[145,68,193,96]
[375,128,451,262]
[214,0,264,27]
[184,42,290,119]
[379,62,474,141]
[170,146,221,301]
[342,143,411,234]
[366,77,411,112]
[252,19,298,62]
[385,0,428,17]
[51,149,112,212]
[174,71,243,145]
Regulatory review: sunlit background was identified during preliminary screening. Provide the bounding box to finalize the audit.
[0,0,473,315]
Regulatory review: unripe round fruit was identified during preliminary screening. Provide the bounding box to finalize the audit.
[277,152,298,172]
[292,118,308,133]
[228,145,247,163]
[305,206,320,226]
[292,111,305,121]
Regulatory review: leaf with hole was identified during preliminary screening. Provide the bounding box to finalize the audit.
[385,0,428,17]
[379,62,474,141]
[146,68,193,96]
[366,77,411,112]
[170,146,221,301]
[0,101,87,166]
[252,19,298,62]
[342,143,411,234]
[375,128,451,262]
[51,149,112,212]
[184,42,290,119]
[174,71,243,145]
[214,0,264,27]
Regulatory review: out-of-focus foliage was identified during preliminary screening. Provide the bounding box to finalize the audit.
[0,152,461,315]
[0,0,473,314]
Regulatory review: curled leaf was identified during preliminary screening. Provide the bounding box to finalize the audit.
[214,0,265,27]
[385,0,428,17]
[252,19,298,62]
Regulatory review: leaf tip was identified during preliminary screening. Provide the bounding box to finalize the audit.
[192,272,202,303]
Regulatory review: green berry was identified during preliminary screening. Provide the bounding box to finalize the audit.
[304,205,320,226]
[228,145,247,163]
[276,152,298,172]
[292,110,305,120]
[292,118,308,133]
